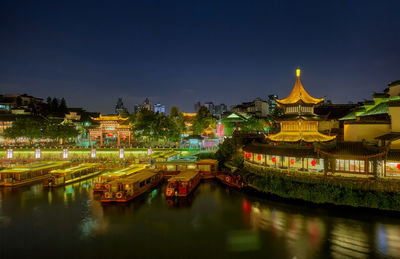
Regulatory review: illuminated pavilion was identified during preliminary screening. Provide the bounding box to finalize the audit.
[243,69,388,178]
[268,69,335,142]
[88,114,132,146]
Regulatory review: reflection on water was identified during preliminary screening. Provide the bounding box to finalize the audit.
[1,179,400,258]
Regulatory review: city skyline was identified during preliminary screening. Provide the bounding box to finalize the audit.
[1,0,399,113]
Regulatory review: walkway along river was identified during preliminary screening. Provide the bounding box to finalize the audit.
[0,178,400,258]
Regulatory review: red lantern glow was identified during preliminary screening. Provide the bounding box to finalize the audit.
[272,157,276,163]
[248,153,252,158]
[257,155,261,161]
[397,164,400,170]
[107,133,113,137]
[311,160,316,166]
[290,159,295,165]
[93,136,98,140]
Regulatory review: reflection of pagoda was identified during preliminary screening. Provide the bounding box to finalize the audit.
[268,69,335,142]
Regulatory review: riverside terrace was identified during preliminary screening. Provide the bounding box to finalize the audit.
[0,148,185,166]
[243,141,400,179]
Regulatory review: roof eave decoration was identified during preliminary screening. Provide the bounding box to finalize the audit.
[275,69,325,105]
[91,114,129,121]
[267,131,336,142]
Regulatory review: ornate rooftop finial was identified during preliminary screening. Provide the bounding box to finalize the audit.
[296,69,301,78]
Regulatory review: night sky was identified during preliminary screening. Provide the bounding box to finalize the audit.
[0,0,399,113]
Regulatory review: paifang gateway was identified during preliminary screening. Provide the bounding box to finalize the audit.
[244,69,400,178]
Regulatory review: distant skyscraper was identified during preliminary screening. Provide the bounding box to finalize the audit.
[154,103,166,113]
[143,98,153,111]
[194,101,201,113]
[133,104,141,114]
[204,102,214,113]
[267,94,278,115]
[114,98,126,114]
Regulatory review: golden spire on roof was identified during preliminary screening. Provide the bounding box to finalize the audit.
[275,69,324,105]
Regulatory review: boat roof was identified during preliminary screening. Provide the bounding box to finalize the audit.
[196,159,218,165]
[117,169,159,184]
[0,161,70,174]
[49,163,99,175]
[101,164,148,178]
[168,170,199,182]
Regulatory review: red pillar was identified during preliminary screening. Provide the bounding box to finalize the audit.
[117,132,120,146]
[89,132,92,147]
[100,133,103,146]
[128,134,131,146]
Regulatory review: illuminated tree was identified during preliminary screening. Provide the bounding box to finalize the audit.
[192,106,216,135]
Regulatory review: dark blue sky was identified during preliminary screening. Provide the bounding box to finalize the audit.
[0,0,399,113]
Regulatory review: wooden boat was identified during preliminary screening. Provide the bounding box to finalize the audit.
[154,159,218,180]
[216,172,246,189]
[44,163,102,187]
[0,161,71,187]
[93,164,148,192]
[101,169,163,203]
[166,170,201,197]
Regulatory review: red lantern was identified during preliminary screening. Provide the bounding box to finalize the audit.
[397,164,400,170]
[257,155,261,161]
[290,159,295,165]
[311,160,316,166]
[107,133,113,137]
[271,157,276,163]
[248,153,252,158]
[93,136,98,140]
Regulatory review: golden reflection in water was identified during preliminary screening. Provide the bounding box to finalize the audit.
[79,191,108,239]
[376,223,400,257]
[330,222,370,259]
[245,199,326,258]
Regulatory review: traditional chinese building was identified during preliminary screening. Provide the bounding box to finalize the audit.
[268,69,335,142]
[243,69,392,178]
[88,114,132,146]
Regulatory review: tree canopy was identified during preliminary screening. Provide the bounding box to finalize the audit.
[192,106,216,135]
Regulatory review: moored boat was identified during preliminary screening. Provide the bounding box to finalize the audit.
[101,169,163,203]
[44,163,102,187]
[93,164,148,192]
[166,170,201,197]
[216,172,246,189]
[0,161,71,187]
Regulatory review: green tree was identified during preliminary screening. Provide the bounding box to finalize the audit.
[192,106,216,135]
[51,98,59,115]
[3,117,44,143]
[45,119,79,144]
[58,98,68,116]
[170,106,179,117]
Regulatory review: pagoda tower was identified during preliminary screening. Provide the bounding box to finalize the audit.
[268,69,335,142]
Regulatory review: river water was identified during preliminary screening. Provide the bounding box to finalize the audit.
[1,179,400,259]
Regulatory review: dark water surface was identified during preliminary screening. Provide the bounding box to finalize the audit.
[1,179,400,259]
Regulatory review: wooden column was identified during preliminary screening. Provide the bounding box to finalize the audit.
[100,133,103,146]
[128,134,131,146]
[89,132,92,147]
[117,132,120,146]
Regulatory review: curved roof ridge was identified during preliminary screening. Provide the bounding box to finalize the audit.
[276,69,324,105]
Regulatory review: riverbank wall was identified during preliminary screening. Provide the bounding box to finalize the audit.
[241,162,400,211]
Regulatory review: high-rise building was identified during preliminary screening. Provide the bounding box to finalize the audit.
[267,94,278,115]
[143,98,153,111]
[204,102,214,113]
[154,103,166,113]
[114,98,126,115]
